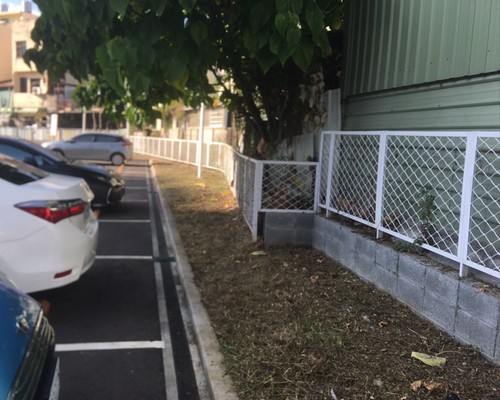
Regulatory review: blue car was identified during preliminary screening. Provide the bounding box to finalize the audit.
[0,276,59,399]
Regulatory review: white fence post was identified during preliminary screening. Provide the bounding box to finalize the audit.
[457,133,478,277]
[375,132,387,239]
[252,161,264,241]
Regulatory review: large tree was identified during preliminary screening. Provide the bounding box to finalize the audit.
[26,0,342,155]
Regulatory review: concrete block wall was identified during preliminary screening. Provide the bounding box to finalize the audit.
[263,212,500,364]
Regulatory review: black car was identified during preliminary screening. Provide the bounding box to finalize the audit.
[0,137,125,207]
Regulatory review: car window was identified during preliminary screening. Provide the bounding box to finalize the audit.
[0,158,47,185]
[72,134,95,143]
[95,135,120,143]
[0,143,54,168]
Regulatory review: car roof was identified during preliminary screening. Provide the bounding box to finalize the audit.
[0,137,61,160]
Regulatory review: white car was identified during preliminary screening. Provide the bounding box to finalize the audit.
[0,154,99,293]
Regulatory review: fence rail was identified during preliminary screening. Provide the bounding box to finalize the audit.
[319,131,500,280]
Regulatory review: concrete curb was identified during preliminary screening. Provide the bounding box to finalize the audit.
[150,162,239,400]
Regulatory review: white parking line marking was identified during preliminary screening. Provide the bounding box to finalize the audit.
[147,168,178,399]
[99,219,151,223]
[55,341,164,352]
[96,255,153,260]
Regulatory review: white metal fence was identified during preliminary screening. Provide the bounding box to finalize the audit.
[319,131,500,280]
[3,127,497,281]
[130,136,318,241]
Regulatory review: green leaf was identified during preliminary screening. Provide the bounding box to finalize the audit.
[109,0,128,15]
[150,0,167,14]
[289,0,303,14]
[249,1,274,32]
[286,25,301,49]
[292,36,314,72]
[243,29,269,57]
[255,47,278,73]
[161,54,186,83]
[269,31,289,64]
[305,2,324,39]
[190,21,208,45]
[275,13,288,36]
[179,0,197,12]
[107,37,127,63]
[276,0,302,14]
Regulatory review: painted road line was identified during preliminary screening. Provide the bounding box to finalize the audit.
[147,167,178,400]
[56,341,164,352]
[95,255,153,260]
[98,219,151,223]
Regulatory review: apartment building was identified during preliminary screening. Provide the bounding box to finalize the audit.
[0,1,77,127]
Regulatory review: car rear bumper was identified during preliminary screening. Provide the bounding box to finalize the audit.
[1,217,99,293]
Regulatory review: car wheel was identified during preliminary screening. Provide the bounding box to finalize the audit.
[110,152,125,166]
[52,149,65,157]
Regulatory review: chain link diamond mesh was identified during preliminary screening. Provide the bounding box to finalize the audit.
[383,135,467,252]
[468,137,500,272]
[261,162,316,210]
[330,134,379,223]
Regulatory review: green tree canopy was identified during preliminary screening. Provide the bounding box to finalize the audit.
[26,0,342,155]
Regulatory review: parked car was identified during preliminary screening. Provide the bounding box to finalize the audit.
[0,274,60,400]
[42,133,133,166]
[0,154,98,293]
[0,136,125,207]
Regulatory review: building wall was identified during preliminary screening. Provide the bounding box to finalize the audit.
[341,0,500,131]
[343,73,500,130]
[343,0,500,96]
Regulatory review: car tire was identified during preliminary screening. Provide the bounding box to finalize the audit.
[110,153,125,166]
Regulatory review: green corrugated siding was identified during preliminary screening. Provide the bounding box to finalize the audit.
[343,73,500,130]
[343,0,500,96]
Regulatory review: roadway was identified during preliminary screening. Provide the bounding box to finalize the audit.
[33,160,208,400]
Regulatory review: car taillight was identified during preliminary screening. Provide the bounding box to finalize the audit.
[15,199,86,223]
[123,140,132,148]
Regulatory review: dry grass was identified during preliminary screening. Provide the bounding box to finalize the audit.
[151,159,499,400]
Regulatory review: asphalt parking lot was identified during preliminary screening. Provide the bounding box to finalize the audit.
[33,160,207,400]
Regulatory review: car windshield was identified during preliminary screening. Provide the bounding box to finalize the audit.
[0,156,48,185]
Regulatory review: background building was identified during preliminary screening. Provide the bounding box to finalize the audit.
[0,1,78,127]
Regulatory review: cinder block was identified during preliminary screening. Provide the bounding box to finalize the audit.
[338,238,356,268]
[294,228,313,247]
[398,253,426,287]
[264,227,294,246]
[397,276,424,310]
[372,264,398,296]
[494,331,500,364]
[422,291,456,332]
[457,283,500,329]
[312,229,325,252]
[294,213,314,229]
[324,234,340,261]
[352,250,375,276]
[375,244,399,273]
[265,212,294,229]
[325,219,342,240]
[339,226,356,250]
[354,235,377,261]
[456,310,497,358]
[425,267,459,304]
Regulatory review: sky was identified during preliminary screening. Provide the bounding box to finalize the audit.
[4,0,40,14]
